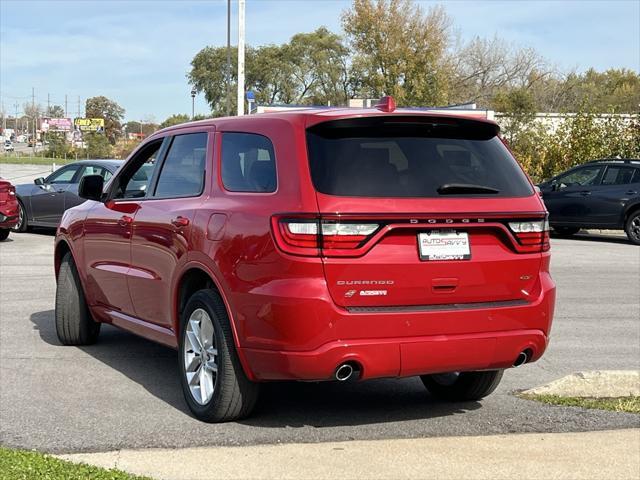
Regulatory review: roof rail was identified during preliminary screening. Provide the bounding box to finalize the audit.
[586,158,640,164]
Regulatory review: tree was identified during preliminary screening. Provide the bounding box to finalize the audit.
[189,28,354,113]
[285,27,352,105]
[43,132,73,158]
[448,36,551,108]
[342,0,452,106]
[124,121,158,136]
[85,96,125,145]
[23,102,44,119]
[159,114,191,129]
[46,105,65,118]
[84,132,113,158]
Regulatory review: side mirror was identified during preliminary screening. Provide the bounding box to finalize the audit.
[78,175,104,202]
[34,177,45,186]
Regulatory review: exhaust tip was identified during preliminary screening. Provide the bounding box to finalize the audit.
[513,350,530,367]
[335,363,357,382]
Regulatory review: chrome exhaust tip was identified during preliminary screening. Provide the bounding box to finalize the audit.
[335,363,355,382]
[513,351,529,367]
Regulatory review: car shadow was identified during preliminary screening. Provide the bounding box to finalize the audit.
[30,309,482,428]
[551,232,632,245]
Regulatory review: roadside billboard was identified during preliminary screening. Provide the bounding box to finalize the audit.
[74,118,105,133]
[41,118,73,132]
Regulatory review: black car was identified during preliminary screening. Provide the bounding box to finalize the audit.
[13,160,122,231]
[538,159,640,244]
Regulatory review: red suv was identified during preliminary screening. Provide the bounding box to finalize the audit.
[0,178,19,240]
[54,100,556,422]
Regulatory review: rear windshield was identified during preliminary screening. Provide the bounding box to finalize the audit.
[306,116,533,197]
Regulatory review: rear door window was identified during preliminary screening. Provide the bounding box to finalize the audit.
[306,116,533,197]
[221,133,276,193]
[601,166,636,185]
[154,133,207,198]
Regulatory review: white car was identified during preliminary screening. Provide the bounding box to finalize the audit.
[3,141,14,152]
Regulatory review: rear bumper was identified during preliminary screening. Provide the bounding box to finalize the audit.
[239,272,556,381]
[0,205,18,228]
[242,329,548,381]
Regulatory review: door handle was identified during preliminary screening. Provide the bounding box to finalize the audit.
[626,190,638,195]
[118,215,133,227]
[171,216,190,228]
[579,191,591,196]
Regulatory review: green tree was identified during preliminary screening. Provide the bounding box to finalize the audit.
[85,96,125,145]
[342,0,452,106]
[188,28,353,113]
[43,132,73,158]
[124,121,158,136]
[159,114,191,129]
[46,105,65,118]
[84,132,113,158]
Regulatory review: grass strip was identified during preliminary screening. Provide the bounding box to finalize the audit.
[519,393,640,414]
[0,156,74,165]
[0,447,152,480]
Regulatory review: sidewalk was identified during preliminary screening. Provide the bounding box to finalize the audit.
[61,428,640,480]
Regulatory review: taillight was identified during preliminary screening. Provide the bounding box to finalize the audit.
[273,216,380,256]
[508,218,550,253]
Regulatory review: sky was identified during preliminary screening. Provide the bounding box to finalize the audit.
[1,0,639,122]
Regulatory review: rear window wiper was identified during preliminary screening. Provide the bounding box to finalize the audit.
[437,183,500,195]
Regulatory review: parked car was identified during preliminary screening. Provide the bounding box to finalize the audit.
[3,140,14,152]
[54,98,556,422]
[13,160,122,231]
[0,178,19,241]
[538,159,640,244]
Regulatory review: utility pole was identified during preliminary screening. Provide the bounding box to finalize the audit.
[14,102,18,133]
[237,0,245,116]
[226,0,231,117]
[65,94,68,118]
[32,87,36,154]
[77,96,81,119]
[47,93,50,116]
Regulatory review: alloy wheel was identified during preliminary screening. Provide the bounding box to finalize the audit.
[12,203,24,232]
[183,308,218,405]
[630,215,640,243]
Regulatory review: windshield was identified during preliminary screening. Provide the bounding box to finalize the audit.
[306,116,533,198]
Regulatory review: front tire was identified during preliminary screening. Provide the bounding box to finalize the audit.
[625,211,640,245]
[55,252,101,345]
[0,229,9,241]
[421,370,504,401]
[179,289,259,422]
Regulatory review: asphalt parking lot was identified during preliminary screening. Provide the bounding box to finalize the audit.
[1,223,638,454]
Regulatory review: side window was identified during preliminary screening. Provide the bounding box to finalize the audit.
[556,166,602,188]
[154,133,207,198]
[76,165,109,183]
[113,141,162,199]
[221,132,276,193]
[601,166,636,186]
[632,168,640,184]
[47,166,79,184]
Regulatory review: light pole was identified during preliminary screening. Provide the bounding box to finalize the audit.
[191,89,196,120]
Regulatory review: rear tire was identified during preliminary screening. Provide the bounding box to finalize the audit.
[625,211,640,245]
[12,200,28,232]
[552,226,580,236]
[55,252,101,345]
[179,289,259,422]
[0,229,9,241]
[421,370,504,401]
